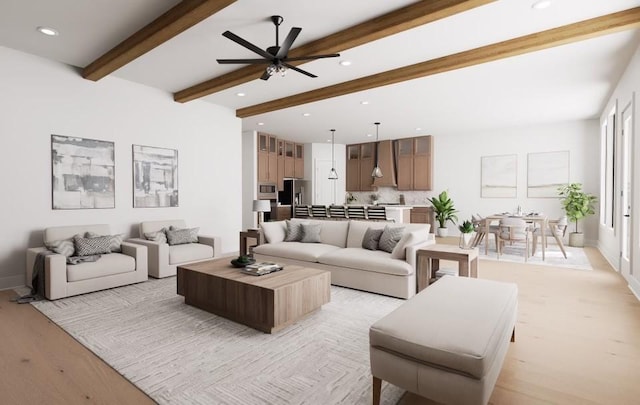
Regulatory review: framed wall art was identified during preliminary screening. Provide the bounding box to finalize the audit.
[481,154,517,198]
[132,145,178,208]
[51,135,115,209]
[527,151,570,198]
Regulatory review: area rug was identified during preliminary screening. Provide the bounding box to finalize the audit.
[478,243,593,270]
[32,278,406,405]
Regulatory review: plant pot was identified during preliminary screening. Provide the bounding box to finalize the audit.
[436,227,448,237]
[568,232,584,247]
[459,232,475,249]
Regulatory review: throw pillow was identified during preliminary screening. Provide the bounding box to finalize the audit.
[44,237,77,257]
[144,228,168,244]
[261,221,286,243]
[85,232,124,253]
[284,220,305,242]
[73,235,113,256]
[362,228,384,251]
[300,224,322,243]
[166,228,199,246]
[391,230,426,259]
[378,226,405,253]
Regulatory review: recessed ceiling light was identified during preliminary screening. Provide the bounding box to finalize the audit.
[257,122,264,126]
[302,113,311,117]
[366,133,373,137]
[37,26,59,36]
[531,0,551,10]
[236,92,246,97]
[415,127,422,131]
[339,60,352,66]
[360,101,369,105]
[327,139,332,142]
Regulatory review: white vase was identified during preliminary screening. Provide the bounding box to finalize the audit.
[568,232,584,247]
[437,227,448,237]
[459,232,475,249]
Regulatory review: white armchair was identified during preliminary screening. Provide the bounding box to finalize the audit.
[128,220,221,278]
[26,224,148,300]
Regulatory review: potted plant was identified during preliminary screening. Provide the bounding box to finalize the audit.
[427,190,458,237]
[458,219,475,249]
[557,183,597,247]
[370,193,379,205]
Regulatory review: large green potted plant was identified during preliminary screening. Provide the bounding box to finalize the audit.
[557,183,597,247]
[427,190,458,237]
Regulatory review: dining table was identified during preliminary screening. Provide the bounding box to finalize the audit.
[482,214,565,260]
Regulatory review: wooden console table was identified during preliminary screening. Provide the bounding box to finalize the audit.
[416,245,479,292]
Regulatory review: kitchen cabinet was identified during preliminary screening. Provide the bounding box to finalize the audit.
[346,144,360,191]
[277,139,285,190]
[346,143,376,191]
[257,133,277,184]
[396,136,433,191]
[294,143,304,179]
[271,205,292,221]
[410,206,435,233]
[284,141,295,178]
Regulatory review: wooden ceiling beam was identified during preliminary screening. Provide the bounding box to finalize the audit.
[82,0,237,81]
[173,0,496,103]
[236,7,640,118]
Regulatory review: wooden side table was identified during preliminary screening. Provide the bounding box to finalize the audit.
[416,245,479,292]
[239,229,261,256]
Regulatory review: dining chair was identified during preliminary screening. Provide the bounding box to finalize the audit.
[311,205,328,218]
[471,214,499,250]
[497,218,533,261]
[347,206,367,219]
[328,205,347,219]
[533,215,568,258]
[367,206,388,221]
[294,205,310,218]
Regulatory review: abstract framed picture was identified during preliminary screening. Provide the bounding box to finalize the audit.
[132,145,178,208]
[527,151,570,198]
[51,135,115,209]
[481,154,517,198]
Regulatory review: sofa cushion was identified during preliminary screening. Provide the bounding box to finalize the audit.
[67,253,136,282]
[369,276,518,379]
[45,236,78,257]
[378,226,405,253]
[391,230,429,259]
[166,227,199,245]
[261,221,286,243]
[85,232,124,253]
[362,228,384,250]
[318,248,413,276]
[346,221,387,248]
[253,242,341,262]
[44,224,110,245]
[289,218,349,247]
[144,228,168,244]
[139,220,186,236]
[169,243,213,265]
[73,235,113,256]
[300,223,322,243]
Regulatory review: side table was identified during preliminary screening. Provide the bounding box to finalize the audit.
[239,229,261,256]
[416,245,479,292]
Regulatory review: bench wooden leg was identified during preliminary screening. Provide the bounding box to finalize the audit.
[373,376,382,405]
[511,327,516,342]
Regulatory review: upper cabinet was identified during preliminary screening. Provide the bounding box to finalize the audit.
[258,133,305,189]
[294,143,304,179]
[346,142,375,191]
[258,133,277,184]
[396,135,433,191]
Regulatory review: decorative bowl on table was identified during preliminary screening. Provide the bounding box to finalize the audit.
[231,257,256,268]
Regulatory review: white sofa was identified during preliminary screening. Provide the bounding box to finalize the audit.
[26,224,148,300]
[128,219,221,278]
[253,219,434,299]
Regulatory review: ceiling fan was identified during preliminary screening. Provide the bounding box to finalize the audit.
[216,15,340,80]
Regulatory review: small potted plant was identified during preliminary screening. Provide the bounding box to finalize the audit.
[370,193,379,205]
[557,183,597,247]
[458,219,475,249]
[427,190,458,237]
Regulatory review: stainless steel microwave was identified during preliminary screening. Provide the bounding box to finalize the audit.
[257,183,277,199]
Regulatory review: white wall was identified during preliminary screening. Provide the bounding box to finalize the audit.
[241,130,258,230]
[0,46,242,289]
[598,42,640,297]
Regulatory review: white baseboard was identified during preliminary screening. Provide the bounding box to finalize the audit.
[0,274,25,291]
[629,281,640,302]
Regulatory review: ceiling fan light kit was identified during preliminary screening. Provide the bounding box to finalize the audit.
[217,15,340,80]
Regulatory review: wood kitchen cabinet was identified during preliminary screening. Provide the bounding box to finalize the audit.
[277,139,285,190]
[396,136,433,191]
[284,141,295,178]
[257,133,277,184]
[346,144,360,191]
[410,206,435,233]
[294,143,304,179]
[346,143,376,191]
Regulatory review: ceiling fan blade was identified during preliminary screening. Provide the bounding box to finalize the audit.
[260,70,272,81]
[222,31,274,60]
[275,27,301,59]
[282,62,317,78]
[217,58,272,64]
[283,53,340,62]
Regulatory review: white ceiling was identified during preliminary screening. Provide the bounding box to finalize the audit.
[1,0,639,144]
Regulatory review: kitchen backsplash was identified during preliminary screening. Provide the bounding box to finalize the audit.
[347,187,435,205]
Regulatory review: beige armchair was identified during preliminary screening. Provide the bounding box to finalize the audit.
[26,224,148,300]
[128,220,221,278]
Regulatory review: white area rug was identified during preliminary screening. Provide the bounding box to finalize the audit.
[478,243,593,270]
[32,278,406,405]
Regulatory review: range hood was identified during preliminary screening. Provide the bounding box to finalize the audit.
[372,140,397,188]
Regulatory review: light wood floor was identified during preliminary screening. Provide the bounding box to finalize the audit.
[2,244,639,405]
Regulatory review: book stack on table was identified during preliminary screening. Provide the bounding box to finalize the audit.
[241,262,283,276]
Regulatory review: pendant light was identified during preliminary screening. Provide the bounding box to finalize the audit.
[328,129,338,180]
[371,122,383,178]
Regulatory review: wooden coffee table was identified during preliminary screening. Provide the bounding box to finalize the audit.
[177,258,331,333]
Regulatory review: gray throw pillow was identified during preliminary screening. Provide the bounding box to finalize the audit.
[73,235,113,256]
[45,236,77,257]
[166,227,199,246]
[362,228,384,251]
[284,220,304,242]
[300,224,322,243]
[85,232,124,253]
[378,226,405,253]
[144,228,168,244]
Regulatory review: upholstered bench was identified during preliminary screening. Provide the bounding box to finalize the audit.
[369,275,518,405]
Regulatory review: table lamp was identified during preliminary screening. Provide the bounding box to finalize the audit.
[253,199,271,227]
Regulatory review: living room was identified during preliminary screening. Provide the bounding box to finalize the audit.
[1,1,640,404]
